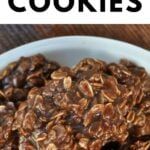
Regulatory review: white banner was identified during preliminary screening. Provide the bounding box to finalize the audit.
[0,0,149,24]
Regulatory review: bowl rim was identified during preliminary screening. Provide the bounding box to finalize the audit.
[0,35,150,71]
[1,35,149,57]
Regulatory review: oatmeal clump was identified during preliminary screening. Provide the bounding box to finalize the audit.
[0,55,149,149]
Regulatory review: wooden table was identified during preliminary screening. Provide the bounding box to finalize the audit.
[0,25,150,54]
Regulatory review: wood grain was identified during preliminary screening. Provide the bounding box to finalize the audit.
[0,25,150,54]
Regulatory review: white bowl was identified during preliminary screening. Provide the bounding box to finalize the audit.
[0,36,150,73]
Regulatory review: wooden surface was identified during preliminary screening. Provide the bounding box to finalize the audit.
[0,25,150,54]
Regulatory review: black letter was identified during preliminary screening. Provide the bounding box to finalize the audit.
[111,0,122,12]
[79,0,96,12]
[100,0,106,12]
[127,0,142,12]
[30,0,50,12]
[8,0,26,12]
[54,0,74,12]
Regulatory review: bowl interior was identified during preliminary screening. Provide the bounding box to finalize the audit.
[0,36,150,73]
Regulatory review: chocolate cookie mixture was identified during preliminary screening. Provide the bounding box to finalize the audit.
[0,54,60,106]
[0,54,60,148]
[0,55,149,149]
